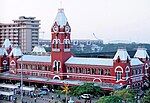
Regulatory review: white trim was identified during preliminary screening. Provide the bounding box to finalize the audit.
[125,66,130,72]
[64,48,70,52]
[53,75,61,80]
[3,60,7,65]
[145,63,149,69]
[115,66,123,73]
[10,60,16,66]
[93,78,102,82]
[52,48,60,52]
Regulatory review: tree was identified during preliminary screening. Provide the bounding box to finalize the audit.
[97,95,122,103]
[61,84,69,103]
[113,89,136,103]
[70,83,103,96]
[141,89,150,103]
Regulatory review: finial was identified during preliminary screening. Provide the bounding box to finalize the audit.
[59,0,63,8]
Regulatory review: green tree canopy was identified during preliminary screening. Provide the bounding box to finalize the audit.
[142,89,150,103]
[97,95,122,103]
[70,83,103,96]
[113,89,136,103]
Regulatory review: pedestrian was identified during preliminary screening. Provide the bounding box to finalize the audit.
[52,95,54,100]
[34,97,37,103]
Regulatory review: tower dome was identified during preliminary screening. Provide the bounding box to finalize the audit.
[54,8,68,27]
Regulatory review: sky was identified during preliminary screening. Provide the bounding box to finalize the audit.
[0,0,150,43]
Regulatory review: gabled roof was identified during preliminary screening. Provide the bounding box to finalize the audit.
[113,49,130,60]
[32,45,46,53]
[2,38,12,49]
[0,48,8,56]
[134,48,149,59]
[54,8,68,27]
[9,47,22,57]
[17,55,51,63]
[65,56,113,66]
[131,58,143,66]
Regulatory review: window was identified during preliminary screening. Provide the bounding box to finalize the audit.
[105,69,110,75]
[125,66,130,80]
[10,60,16,66]
[98,69,103,75]
[52,39,60,49]
[53,60,61,72]
[73,41,78,45]
[145,64,149,75]
[91,68,96,74]
[87,68,91,74]
[116,72,122,81]
[115,66,123,81]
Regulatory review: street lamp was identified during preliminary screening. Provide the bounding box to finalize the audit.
[20,54,23,103]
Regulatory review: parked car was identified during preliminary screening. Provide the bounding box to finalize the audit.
[80,94,91,99]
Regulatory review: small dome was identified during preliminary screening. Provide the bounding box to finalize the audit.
[54,8,68,27]
[113,49,130,60]
[2,38,12,49]
[32,45,46,53]
[9,47,23,57]
[0,48,8,56]
[134,48,149,59]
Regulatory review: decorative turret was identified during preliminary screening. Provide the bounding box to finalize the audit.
[0,48,8,72]
[9,47,22,74]
[134,48,149,62]
[113,49,131,85]
[113,49,131,61]
[2,38,12,54]
[51,8,72,80]
[32,45,46,55]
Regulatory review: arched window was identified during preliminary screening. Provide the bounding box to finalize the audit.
[53,60,61,72]
[52,39,60,49]
[57,39,60,48]
[87,68,91,74]
[115,66,123,81]
[53,39,57,48]
[105,69,110,76]
[3,60,7,65]
[92,68,96,74]
[145,63,149,74]
[98,68,103,75]
[3,60,7,70]
[10,60,16,66]
[125,66,130,80]
[64,39,70,49]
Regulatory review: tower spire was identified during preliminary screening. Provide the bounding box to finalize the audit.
[60,0,63,9]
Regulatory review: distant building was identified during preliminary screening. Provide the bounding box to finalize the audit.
[72,39,103,53]
[0,16,40,52]
[39,39,103,53]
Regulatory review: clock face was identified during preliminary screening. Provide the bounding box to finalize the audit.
[53,26,59,33]
[65,26,70,33]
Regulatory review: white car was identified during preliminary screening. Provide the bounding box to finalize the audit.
[80,94,91,99]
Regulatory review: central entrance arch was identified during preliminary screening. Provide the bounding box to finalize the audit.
[53,75,61,80]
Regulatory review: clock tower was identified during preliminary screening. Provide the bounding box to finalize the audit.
[51,8,72,79]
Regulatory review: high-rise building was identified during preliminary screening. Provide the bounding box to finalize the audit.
[0,16,40,52]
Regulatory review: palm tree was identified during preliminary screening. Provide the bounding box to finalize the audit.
[61,83,69,103]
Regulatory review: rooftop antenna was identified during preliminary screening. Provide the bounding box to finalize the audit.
[93,33,100,40]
